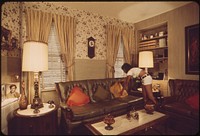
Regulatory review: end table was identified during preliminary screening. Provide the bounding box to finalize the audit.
[8,103,58,135]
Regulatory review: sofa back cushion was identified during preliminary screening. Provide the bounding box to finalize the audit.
[169,79,199,103]
[55,80,89,103]
[87,79,112,102]
[87,78,124,102]
[55,78,125,104]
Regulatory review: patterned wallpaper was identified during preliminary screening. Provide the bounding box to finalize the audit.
[1,2,21,39]
[1,2,135,59]
[1,2,21,57]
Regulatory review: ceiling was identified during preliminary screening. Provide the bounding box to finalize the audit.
[52,1,191,23]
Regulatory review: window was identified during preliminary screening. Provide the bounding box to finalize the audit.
[40,23,66,90]
[114,40,126,78]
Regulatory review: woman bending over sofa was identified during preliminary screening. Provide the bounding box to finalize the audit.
[121,63,157,105]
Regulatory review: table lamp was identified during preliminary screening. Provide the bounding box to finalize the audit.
[22,41,48,111]
[139,51,154,73]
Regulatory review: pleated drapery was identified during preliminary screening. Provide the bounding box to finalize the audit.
[105,26,135,78]
[53,14,76,81]
[121,27,134,64]
[26,9,52,42]
[25,9,52,104]
[105,25,121,78]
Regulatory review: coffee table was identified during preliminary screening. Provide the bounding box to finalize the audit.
[85,109,168,135]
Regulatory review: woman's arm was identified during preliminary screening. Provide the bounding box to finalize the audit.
[123,75,132,91]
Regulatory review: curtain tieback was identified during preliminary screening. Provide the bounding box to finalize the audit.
[66,62,75,69]
[106,63,115,72]
[65,62,75,75]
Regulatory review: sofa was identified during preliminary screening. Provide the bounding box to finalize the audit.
[159,79,199,135]
[55,78,144,134]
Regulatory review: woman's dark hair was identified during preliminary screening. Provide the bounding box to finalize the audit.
[10,84,17,89]
[121,63,133,73]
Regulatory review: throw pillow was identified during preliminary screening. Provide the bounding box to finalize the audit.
[185,93,199,110]
[93,86,111,102]
[110,81,128,98]
[67,86,90,106]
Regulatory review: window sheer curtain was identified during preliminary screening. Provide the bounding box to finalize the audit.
[25,9,52,103]
[121,27,134,64]
[106,25,121,78]
[53,14,76,81]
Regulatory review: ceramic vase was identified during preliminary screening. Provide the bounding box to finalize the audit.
[19,82,28,110]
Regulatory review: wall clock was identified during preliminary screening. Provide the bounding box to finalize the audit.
[87,36,95,58]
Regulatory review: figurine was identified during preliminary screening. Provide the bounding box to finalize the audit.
[126,107,139,120]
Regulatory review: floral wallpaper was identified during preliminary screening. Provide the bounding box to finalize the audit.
[1,2,21,39]
[1,2,135,60]
[1,2,21,57]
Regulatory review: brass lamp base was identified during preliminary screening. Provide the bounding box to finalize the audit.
[31,97,44,109]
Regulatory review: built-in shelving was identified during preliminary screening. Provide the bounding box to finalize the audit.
[137,22,168,80]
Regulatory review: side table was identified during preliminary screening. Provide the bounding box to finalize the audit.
[8,103,58,135]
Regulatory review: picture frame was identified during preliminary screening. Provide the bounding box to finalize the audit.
[185,24,199,75]
[1,26,12,51]
[5,82,20,99]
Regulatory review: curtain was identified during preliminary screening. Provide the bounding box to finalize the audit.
[121,27,134,65]
[26,9,52,42]
[53,14,76,81]
[106,25,121,78]
[25,9,52,103]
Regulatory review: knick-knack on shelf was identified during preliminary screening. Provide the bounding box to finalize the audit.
[19,81,28,110]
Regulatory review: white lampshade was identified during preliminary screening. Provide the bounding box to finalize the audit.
[22,41,48,72]
[139,51,154,68]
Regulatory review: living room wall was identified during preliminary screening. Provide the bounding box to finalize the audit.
[22,2,135,80]
[1,2,135,80]
[1,2,22,83]
[2,2,199,82]
[134,2,199,80]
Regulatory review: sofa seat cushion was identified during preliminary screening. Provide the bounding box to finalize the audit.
[70,103,105,121]
[191,109,199,120]
[101,99,128,113]
[163,102,198,118]
[117,95,143,105]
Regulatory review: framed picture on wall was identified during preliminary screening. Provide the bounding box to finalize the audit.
[5,82,20,99]
[185,24,199,75]
[1,26,12,51]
